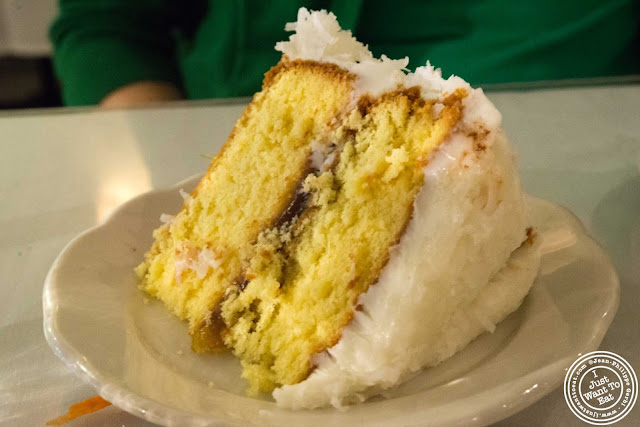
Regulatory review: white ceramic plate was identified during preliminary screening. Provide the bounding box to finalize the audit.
[43,175,619,426]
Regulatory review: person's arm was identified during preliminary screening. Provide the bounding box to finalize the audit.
[99,81,182,108]
[50,0,183,106]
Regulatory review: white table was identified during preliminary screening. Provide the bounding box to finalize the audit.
[1,85,639,426]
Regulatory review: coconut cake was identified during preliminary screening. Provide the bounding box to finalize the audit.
[135,8,541,409]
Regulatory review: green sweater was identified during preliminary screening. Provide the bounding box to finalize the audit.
[51,0,639,106]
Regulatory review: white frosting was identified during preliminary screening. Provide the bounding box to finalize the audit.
[277,9,372,64]
[276,6,502,129]
[275,128,539,409]
[309,139,336,172]
[271,9,539,408]
[276,8,407,98]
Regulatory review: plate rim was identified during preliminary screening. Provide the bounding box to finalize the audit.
[42,177,620,426]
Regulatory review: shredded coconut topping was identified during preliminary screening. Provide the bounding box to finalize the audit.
[276,8,406,97]
[159,213,175,225]
[179,188,193,203]
[276,8,372,64]
[174,246,222,282]
[276,8,501,128]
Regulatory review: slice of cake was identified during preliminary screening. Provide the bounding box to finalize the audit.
[136,8,541,409]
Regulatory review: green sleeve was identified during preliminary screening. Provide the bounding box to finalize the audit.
[50,0,182,106]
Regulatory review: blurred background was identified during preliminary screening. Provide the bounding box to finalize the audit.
[0,0,61,109]
[0,1,637,110]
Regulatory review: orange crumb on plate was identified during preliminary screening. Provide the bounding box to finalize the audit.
[46,395,111,426]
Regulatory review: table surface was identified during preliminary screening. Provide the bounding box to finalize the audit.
[1,85,639,426]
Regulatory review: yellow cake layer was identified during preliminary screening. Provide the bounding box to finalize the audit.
[136,61,354,350]
[220,89,464,393]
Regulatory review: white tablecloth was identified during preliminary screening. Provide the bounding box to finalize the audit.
[1,85,639,426]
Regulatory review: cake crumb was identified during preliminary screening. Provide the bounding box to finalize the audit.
[159,213,175,225]
[383,147,409,182]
